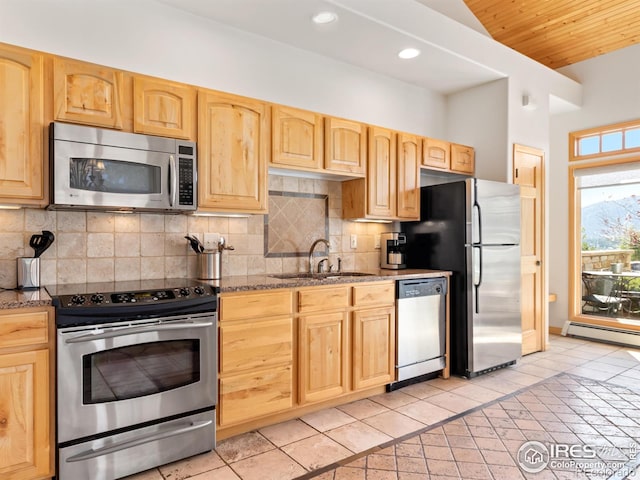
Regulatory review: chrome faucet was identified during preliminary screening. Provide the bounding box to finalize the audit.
[308,238,330,274]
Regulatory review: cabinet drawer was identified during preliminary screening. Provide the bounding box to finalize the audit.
[352,282,394,307]
[220,317,293,374]
[0,311,48,349]
[220,290,292,321]
[219,365,293,426]
[297,286,349,313]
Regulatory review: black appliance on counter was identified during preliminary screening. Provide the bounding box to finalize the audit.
[48,279,218,480]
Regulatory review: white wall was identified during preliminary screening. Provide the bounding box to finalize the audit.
[0,0,445,137]
[446,79,509,181]
[549,43,640,328]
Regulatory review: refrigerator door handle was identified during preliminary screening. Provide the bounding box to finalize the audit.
[473,202,482,245]
[473,244,483,313]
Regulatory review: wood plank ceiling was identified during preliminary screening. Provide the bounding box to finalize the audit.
[463,0,640,69]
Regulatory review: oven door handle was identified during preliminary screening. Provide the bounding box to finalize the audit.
[65,419,213,462]
[64,320,214,344]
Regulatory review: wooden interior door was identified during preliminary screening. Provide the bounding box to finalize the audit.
[513,144,545,355]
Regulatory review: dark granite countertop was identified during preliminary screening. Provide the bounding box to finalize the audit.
[201,268,451,293]
[0,288,52,310]
[0,269,450,309]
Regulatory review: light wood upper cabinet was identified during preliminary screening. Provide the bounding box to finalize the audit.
[451,143,475,174]
[271,105,323,171]
[367,126,396,219]
[0,308,53,480]
[0,44,45,204]
[53,57,123,129]
[396,132,421,220]
[324,117,367,176]
[422,137,450,170]
[198,90,269,213]
[133,76,196,140]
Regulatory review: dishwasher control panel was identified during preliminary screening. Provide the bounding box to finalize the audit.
[397,278,447,298]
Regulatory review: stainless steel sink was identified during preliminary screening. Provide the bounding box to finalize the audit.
[270,272,375,280]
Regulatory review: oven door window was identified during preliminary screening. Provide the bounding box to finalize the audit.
[82,339,200,404]
[70,157,161,194]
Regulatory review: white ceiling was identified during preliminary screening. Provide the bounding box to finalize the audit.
[155,0,506,95]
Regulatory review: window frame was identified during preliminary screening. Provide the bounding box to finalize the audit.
[569,119,640,161]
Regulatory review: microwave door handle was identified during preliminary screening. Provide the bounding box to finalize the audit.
[168,154,177,207]
[64,320,214,344]
[65,420,213,462]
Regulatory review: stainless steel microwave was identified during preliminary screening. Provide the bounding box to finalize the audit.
[49,122,197,212]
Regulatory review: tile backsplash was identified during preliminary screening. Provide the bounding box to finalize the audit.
[0,175,393,288]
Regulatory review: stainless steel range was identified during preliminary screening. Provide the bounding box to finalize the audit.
[49,279,218,480]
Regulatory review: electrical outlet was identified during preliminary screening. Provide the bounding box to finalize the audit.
[203,233,220,251]
[374,234,381,249]
[350,234,357,249]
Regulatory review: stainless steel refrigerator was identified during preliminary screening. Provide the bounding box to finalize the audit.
[401,178,522,377]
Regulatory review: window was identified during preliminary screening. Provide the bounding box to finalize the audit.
[570,160,640,322]
[570,120,640,161]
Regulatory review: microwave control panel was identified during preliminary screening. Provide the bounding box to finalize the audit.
[177,143,196,206]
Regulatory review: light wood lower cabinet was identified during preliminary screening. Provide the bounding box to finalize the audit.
[298,311,348,404]
[217,281,396,438]
[352,306,395,390]
[218,290,293,428]
[0,308,53,480]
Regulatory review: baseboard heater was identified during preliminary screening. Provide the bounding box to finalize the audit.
[562,321,640,348]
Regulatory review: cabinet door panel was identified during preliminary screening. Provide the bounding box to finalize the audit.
[397,133,421,220]
[198,90,268,213]
[422,138,450,170]
[54,57,123,128]
[221,290,292,321]
[297,287,349,314]
[299,312,348,404]
[0,311,48,349]
[367,126,396,218]
[272,105,322,170]
[352,282,394,308]
[0,349,50,479]
[220,317,293,374]
[451,143,475,174]
[353,307,395,390]
[133,77,196,139]
[0,45,44,202]
[219,365,293,426]
[324,117,366,175]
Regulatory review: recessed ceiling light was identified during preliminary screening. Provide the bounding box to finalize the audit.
[312,11,338,24]
[398,48,421,59]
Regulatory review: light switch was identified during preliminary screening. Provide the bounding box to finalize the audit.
[350,234,357,249]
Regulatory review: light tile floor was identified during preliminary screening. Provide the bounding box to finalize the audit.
[125,335,640,480]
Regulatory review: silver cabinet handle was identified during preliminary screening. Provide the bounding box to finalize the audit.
[66,420,212,462]
[64,320,213,344]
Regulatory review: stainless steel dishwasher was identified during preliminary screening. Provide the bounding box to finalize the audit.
[390,277,447,390]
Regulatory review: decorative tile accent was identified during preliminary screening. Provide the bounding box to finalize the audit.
[266,191,329,257]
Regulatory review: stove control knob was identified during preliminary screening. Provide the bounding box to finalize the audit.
[71,295,86,305]
[179,287,191,297]
[193,286,205,295]
[90,294,105,304]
